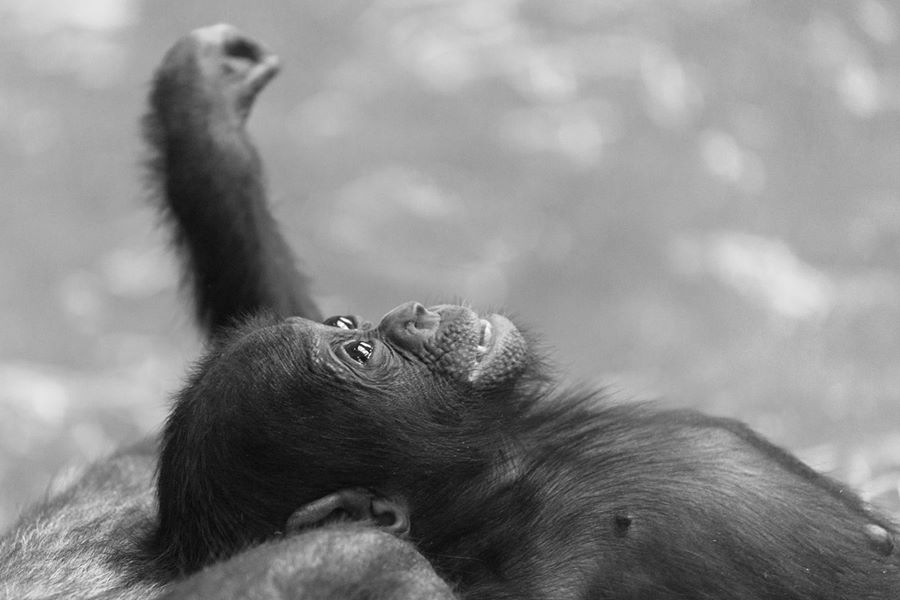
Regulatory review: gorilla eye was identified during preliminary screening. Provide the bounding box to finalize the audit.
[345,341,374,364]
[324,315,357,330]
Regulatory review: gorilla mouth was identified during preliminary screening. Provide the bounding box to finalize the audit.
[475,319,493,359]
[355,301,526,385]
[468,313,523,383]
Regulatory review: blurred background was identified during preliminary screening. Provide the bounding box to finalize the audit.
[1,0,900,530]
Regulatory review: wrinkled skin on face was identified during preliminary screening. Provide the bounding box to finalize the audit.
[282,302,528,389]
[123,24,900,599]
[143,25,533,575]
[152,301,533,575]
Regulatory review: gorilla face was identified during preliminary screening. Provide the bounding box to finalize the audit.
[152,301,533,574]
[209,301,530,408]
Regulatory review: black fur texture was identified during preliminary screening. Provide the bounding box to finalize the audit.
[2,24,898,600]
[144,24,900,600]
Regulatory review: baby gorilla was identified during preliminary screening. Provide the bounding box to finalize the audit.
[145,24,900,600]
[153,303,531,574]
[154,300,900,599]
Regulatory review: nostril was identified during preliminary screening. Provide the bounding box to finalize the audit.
[378,302,440,351]
[411,304,440,331]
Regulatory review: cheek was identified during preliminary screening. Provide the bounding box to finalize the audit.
[390,365,465,406]
[314,348,461,405]
[433,349,476,381]
[320,359,410,392]
[322,360,353,383]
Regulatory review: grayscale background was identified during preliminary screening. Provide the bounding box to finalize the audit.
[1,0,899,530]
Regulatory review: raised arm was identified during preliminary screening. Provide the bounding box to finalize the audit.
[144,24,321,337]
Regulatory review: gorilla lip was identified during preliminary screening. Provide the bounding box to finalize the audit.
[468,314,521,383]
[475,319,493,359]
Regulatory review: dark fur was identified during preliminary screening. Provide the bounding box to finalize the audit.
[1,25,448,600]
[155,525,455,600]
[143,25,900,600]
[151,319,900,597]
[142,28,320,332]
[2,24,899,600]
[0,441,161,599]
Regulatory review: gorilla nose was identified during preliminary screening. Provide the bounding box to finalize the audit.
[379,302,440,352]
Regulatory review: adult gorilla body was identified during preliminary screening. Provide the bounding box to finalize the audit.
[2,24,900,600]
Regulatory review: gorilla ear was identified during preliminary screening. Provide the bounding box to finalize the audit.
[370,495,410,537]
[286,489,410,538]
